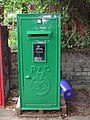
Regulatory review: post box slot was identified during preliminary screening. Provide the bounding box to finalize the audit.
[27,31,51,39]
[30,34,48,37]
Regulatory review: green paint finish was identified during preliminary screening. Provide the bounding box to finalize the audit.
[17,14,61,110]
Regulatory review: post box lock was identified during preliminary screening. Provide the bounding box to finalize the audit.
[37,18,46,24]
[37,19,42,24]
[25,75,31,79]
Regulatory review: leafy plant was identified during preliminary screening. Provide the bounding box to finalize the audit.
[8,28,17,48]
[2,0,90,49]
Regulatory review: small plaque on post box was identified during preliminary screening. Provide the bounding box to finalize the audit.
[33,44,45,62]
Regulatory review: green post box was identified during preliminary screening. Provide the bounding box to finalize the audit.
[17,14,61,110]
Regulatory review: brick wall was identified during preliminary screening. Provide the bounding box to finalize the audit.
[61,50,90,92]
[10,50,90,92]
[10,51,18,88]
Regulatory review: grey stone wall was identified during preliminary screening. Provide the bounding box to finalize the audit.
[10,50,90,91]
[61,50,90,91]
[10,52,18,88]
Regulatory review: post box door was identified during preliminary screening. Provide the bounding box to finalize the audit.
[18,14,60,110]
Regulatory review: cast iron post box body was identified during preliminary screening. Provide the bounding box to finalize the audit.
[17,14,61,110]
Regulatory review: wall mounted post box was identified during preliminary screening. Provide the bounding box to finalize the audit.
[17,14,61,110]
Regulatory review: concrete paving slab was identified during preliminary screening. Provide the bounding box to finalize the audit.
[0,108,90,120]
[0,111,63,120]
[63,116,90,120]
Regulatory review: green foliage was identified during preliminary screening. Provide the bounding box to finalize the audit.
[33,0,57,13]
[2,0,23,48]
[2,0,90,49]
[8,28,17,48]
[60,0,90,49]
[87,0,90,2]
[33,0,90,49]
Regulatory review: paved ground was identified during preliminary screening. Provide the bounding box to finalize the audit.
[0,108,90,120]
[63,116,90,120]
[0,108,62,120]
[0,88,89,120]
